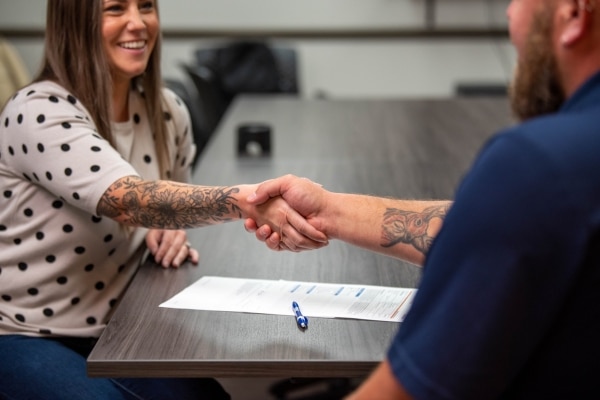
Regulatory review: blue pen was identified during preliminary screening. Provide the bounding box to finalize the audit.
[292,301,308,329]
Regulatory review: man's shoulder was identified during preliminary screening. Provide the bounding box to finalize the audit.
[495,107,600,157]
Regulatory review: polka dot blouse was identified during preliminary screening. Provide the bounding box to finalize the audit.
[0,80,196,338]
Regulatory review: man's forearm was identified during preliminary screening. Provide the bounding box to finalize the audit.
[325,193,451,265]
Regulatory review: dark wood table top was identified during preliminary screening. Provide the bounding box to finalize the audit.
[87,95,513,378]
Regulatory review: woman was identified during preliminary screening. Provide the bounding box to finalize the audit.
[0,1,326,399]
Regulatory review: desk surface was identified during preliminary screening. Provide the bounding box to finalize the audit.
[87,96,513,378]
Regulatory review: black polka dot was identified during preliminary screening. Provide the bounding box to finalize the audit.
[90,165,100,172]
[15,314,25,322]
[86,317,97,325]
[133,114,141,124]
[37,114,45,124]
[24,208,33,217]
[8,146,14,156]
[37,143,45,152]
[71,297,80,305]
[164,112,172,121]
[64,168,72,176]
[181,157,187,167]
[52,200,64,209]
[0,225,5,231]
[108,248,116,256]
[91,146,101,152]
[2,295,12,301]
[46,255,56,263]
[39,329,52,335]
[143,155,152,164]
[74,246,86,254]
[21,144,28,154]
[3,117,8,127]
[43,308,54,317]
[14,238,22,245]
[92,216,102,223]
[18,262,27,271]
[32,173,40,181]
[27,90,35,96]
[49,95,59,103]
[62,122,72,129]
[17,114,23,124]
[36,232,44,240]
[104,234,113,243]
[72,192,80,200]
[46,172,53,181]
[67,95,77,104]
[23,173,31,181]
[95,282,105,290]
[109,299,118,308]
[28,288,39,296]
[63,224,73,233]
[3,191,11,198]
[118,265,125,273]
[84,264,94,272]
[61,144,71,152]
[56,276,67,284]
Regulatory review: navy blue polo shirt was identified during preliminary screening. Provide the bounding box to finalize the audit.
[388,71,600,400]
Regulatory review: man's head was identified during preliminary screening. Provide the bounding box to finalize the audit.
[507,0,600,121]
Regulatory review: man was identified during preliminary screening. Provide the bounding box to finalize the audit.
[246,0,600,398]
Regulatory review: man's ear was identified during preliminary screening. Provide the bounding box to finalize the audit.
[560,0,594,46]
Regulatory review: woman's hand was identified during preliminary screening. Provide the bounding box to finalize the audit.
[145,229,199,268]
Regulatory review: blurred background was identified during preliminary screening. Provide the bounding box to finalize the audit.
[0,0,513,100]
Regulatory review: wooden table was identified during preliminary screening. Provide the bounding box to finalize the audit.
[87,95,513,378]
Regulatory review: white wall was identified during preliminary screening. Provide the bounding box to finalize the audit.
[0,0,515,98]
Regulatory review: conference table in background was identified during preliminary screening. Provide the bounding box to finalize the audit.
[87,95,513,378]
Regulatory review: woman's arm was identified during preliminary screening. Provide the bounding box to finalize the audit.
[98,175,328,250]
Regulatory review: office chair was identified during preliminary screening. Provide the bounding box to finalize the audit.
[180,63,230,137]
[163,77,212,167]
[193,41,300,97]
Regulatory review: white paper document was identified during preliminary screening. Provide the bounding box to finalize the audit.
[159,276,417,322]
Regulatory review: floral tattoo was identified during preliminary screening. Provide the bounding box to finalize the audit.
[97,176,242,228]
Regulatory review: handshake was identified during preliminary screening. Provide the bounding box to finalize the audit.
[242,174,447,266]
[242,174,331,252]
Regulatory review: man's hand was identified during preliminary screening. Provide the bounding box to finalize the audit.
[246,175,329,251]
[245,188,328,252]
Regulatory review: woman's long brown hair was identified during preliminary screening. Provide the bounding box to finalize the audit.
[35,0,169,177]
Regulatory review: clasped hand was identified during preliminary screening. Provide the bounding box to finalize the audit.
[245,175,329,252]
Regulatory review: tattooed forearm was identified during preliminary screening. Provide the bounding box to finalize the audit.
[97,176,243,229]
[380,204,450,256]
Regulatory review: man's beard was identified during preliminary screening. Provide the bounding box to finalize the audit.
[509,8,565,121]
